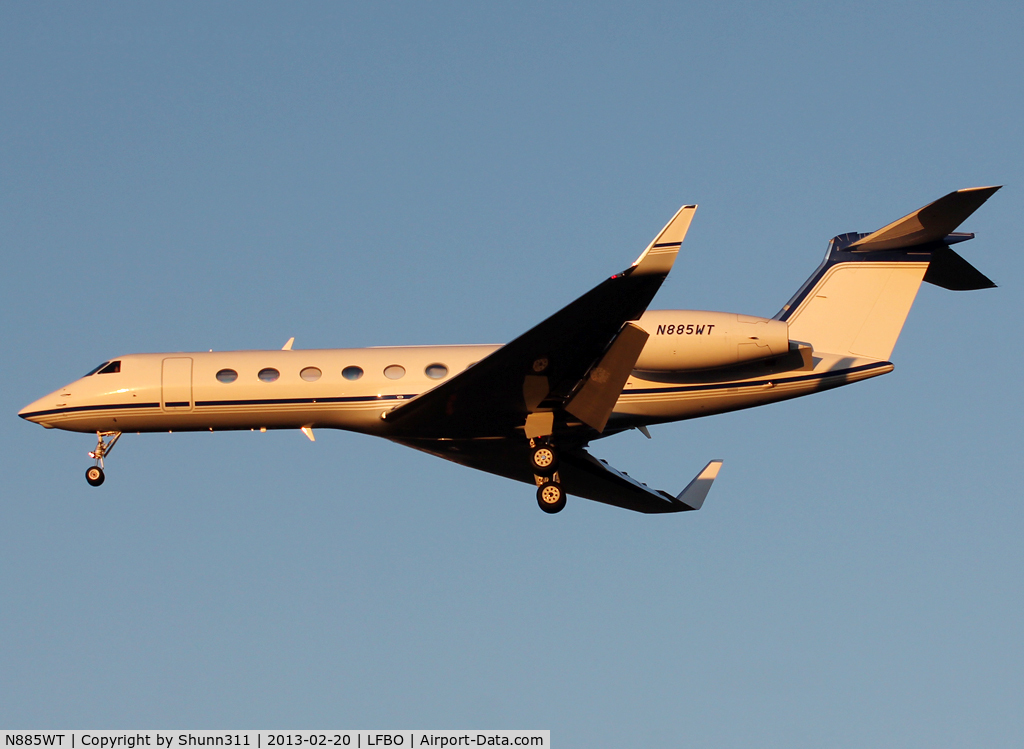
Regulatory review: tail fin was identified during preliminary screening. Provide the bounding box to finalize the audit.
[778,187,999,360]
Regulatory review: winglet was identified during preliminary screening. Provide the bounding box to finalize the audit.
[674,459,723,511]
[630,204,697,276]
[282,337,295,351]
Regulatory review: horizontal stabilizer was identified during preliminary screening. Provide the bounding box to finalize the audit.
[848,186,1000,252]
[923,246,997,290]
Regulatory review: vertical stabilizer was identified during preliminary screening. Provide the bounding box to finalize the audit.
[785,260,928,360]
[778,187,998,361]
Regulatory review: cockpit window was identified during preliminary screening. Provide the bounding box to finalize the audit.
[98,361,121,374]
[84,361,110,377]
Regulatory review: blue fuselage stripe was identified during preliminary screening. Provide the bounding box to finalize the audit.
[194,394,415,407]
[19,394,415,420]
[625,361,890,396]
[20,402,162,419]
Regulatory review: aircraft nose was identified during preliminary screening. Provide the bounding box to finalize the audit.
[19,390,66,427]
[19,397,47,423]
[19,400,40,422]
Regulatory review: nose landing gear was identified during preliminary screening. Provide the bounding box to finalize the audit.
[86,431,121,487]
[86,465,105,486]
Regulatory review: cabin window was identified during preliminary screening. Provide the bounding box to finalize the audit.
[85,361,110,377]
[342,366,363,381]
[216,369,238,383]
[300,367,322,382]
[384,365,406,380]
[258,368,280,382]
[98,361,121,374]
[425,364,448,379]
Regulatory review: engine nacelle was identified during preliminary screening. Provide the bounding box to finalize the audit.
[634,310,790,371]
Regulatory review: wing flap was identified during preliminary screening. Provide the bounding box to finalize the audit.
[565,322,649,432]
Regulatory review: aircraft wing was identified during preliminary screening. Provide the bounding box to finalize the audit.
[559,450,723,513]
[399,438,722,513]
[382,205,697,440]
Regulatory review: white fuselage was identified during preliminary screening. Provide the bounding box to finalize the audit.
[17,189,998,511]
[19,338,891,438]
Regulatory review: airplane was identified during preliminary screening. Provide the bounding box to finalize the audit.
[19,186,1000,514]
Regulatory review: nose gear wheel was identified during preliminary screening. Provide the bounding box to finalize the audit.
[85,431,121,486]
[86,466,105,486]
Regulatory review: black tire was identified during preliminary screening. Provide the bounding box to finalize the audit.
[529,444,559,475]
[85,466,105,487]
[536,482,566,514]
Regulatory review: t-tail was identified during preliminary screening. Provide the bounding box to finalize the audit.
[777,186,1000,360]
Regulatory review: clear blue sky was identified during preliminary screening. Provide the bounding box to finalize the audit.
[2,2,1022,746]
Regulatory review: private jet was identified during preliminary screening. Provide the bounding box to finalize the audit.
[19,187,1000,514]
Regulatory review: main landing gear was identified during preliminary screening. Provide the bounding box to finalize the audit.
[529,442,559,475]
[530,438,566,513]
[85,431,121,487]
[536,480,566,514]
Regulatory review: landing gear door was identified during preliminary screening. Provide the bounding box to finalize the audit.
[162,357,193,411]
